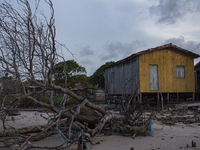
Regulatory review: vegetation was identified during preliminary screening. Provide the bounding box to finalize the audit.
[53,60,88,87]
[90,61,114,88]
[53,60,114,89]
[68,74,92,88]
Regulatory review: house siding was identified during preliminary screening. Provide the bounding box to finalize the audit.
[139,48,195,93]
[105,57,140,95]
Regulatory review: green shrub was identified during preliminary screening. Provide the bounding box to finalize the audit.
[67,97,79,105]
[35,94,49,102]
[88,99,96,103]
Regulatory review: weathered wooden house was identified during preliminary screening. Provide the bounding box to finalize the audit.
[104,43,200,103]
[194,61,200,100]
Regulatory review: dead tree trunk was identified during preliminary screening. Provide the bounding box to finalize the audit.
[0,1,151,149]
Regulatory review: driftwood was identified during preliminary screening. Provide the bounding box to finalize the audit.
[0,125,42,137]
[156,116,199,125]
[125,125,149,136]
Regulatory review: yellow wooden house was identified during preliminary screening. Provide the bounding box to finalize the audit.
[104,43,200,104]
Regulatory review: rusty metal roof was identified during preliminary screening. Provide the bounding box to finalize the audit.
[104,43,200,69]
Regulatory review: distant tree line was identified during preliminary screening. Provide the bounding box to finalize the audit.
[0,60,114,90]
[52,60,114,89]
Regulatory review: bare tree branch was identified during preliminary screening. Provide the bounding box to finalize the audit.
[0,1,150,149]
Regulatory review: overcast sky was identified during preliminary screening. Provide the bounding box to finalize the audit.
[2,0,200,76]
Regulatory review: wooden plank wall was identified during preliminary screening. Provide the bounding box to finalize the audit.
[105,57,140,95]
[195,69,200,92]
[139,48,195,93]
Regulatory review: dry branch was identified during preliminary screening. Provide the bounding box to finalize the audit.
[0,125,42,137]
[0,0,152,149]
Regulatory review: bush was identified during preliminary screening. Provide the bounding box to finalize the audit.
[67,97,79,105]
[38,94,49,102]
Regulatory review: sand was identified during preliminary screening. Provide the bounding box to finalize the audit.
[86,121,200,150]
[0,110,200,150]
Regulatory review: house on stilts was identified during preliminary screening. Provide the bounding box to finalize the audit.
[104,43,200,105]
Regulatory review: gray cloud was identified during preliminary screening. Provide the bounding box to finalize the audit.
[79,59,94,75]
[149,0,196,24]
[80,45,94,57]
[101,40,146,60]
[164,36,200,53]
[79,59,93,65]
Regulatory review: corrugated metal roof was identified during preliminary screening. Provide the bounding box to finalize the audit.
[104,43,200,69]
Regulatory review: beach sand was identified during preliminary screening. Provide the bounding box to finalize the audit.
[0,111,200,150]
[86,121,200,150]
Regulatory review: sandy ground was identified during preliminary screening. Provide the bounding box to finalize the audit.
[0,110,200,150]
[0,111,48,130]
[87,121,200,150]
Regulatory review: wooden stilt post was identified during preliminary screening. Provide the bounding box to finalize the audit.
[192,92,195,102]
[167,93,169,109]
[167,93,169,104]
[161,94,163,110]
[177,93,179,103]
[157,93,159,110]
[140,93,142,103]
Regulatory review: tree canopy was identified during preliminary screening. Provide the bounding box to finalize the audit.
[90,61,114,89]
[53,60,87,87]
[69,74,92,88]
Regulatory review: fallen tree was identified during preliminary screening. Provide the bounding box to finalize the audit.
[0,0,151,149]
